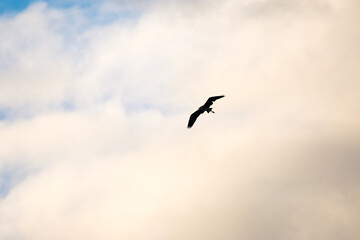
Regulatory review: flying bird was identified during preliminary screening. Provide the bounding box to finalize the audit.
[187,95,225,128]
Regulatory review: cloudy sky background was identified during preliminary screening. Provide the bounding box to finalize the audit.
[0,0,359,239]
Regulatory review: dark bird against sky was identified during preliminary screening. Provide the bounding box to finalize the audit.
[187,95,225,128]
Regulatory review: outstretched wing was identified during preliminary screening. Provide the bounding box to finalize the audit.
[203,95,225,108]
[187,110,203,128]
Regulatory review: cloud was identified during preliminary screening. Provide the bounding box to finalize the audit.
[0,0,359,239]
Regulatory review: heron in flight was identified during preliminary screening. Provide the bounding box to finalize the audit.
[187,95,225,128]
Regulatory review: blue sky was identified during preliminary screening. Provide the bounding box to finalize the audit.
[0,164,29,198]
[0,0,93,14]
[0,0,142,35]
[0,110,7,121]
[0,168,12,198]
[0,0,33,14]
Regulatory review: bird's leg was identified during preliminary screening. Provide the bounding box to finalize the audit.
[207,108,215,113]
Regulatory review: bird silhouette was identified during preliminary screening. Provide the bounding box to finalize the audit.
[187,95,224,128]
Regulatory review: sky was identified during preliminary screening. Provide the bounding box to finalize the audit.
[0,0,360,239]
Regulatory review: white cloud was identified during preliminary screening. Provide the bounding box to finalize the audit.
[0,0,359,239]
